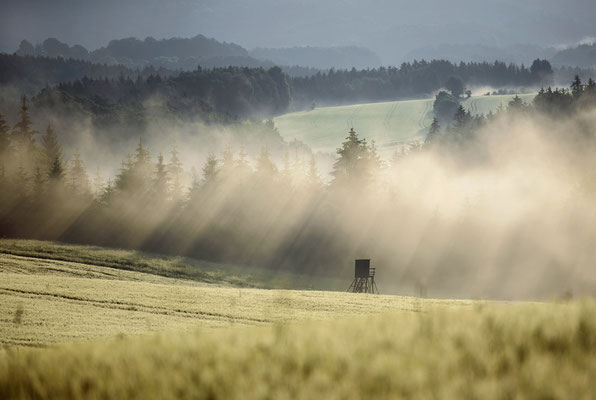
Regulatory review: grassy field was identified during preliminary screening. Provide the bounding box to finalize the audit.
[1,239,594,399]
[275,94,536,157]
[1,299,594,399]
[0,240,466,347]
[0,239,349,290]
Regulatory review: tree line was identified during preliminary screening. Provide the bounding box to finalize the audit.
[0,93,391,273]
[2,54,561,123]
[425,75,596,154]
[2,77,596,277]
[290,59,554,107]
[34,65,291,122]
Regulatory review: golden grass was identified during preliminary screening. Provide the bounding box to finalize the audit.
[1,239,593,399]
[0,239,349,290]
[0,245,467,347]
[1,300,594,399]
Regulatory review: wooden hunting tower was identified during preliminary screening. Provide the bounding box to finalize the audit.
[347,259,379,294]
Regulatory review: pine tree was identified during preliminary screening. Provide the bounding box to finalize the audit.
[451,105,472,132]
[202,153,219,186]
[425,117,441,144]
[118,137,152,195]
[32,166,45,201]
[12,95,37,164]
[41,124,62,174]
[220,145,235,181]
[168,145,183,201]
[91,168,104,199]
[331,128,373,187]
[48,155,65,183]
[0,112,10,158]
[236,146,252,179]
[153,153,169,201]
[571,75,583,99]
[508,95,527,112]
[115,153,134,192]
[99,179,116,205]
[255,147,277,177]
[368,140,382,172]
[68,151,89,195]
[187,166,201,202]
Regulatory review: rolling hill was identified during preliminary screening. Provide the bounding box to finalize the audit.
[274,94,536,157]
[0,239,594,399]
[0,239,461,347]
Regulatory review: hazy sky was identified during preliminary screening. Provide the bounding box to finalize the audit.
[2,0,595,64]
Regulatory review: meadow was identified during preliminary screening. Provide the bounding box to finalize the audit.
[275,94,536,157]
[1,239,594,399]
[0,240,466,347]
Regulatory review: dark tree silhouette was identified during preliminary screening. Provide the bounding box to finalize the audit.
[425,118,441,144]
[202,153,220,187]
[444,76,464,98]
[331,128,379,188]
[41,125,62,174]
[12,96,38,166]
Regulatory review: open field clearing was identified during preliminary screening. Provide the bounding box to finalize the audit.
[1,239,594,399]
[1,299,594,399]
[0,240,469,347]
[0,239,348,291]
[275,94,536,157]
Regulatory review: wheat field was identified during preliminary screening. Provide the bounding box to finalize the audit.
[0,239,594,399]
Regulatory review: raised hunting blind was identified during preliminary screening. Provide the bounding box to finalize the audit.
[347,259,379,294]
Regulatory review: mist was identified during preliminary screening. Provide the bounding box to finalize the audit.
[3,93,596,301]
[2,0,596,66]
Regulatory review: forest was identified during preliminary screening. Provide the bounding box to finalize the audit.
[1,76,596,296]
[0,53,560,124]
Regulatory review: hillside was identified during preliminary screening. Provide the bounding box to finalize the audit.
[274,94,537,157]
[1,239,594,399]
[0,239,464,347]
[551,43,596,68]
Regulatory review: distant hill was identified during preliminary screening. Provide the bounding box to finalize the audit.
[14,35,275,71]
[551,43,596,68]
[250,46,381,70]
[0,53,175,95]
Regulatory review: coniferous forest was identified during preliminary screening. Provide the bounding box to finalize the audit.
[2,76,596,294]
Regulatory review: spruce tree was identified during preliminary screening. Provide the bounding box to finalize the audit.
[255,147,277,177]
[571,75,583,99]
[41,124,62,174]
[68,151,89,195]
[115,153,134,192]
[168,145,183,201]
[48,155,65,182]
[331,128,373,187]
[153,153,169,201]
[425,117,441,144]
[187,166,201,203]
[92,168,104,199]
[12,95,38,164]
[126,137,151,195]
[202,153,219,186]
[0,112,10,157]
[451,105,472,132]
[220,145,235,181]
